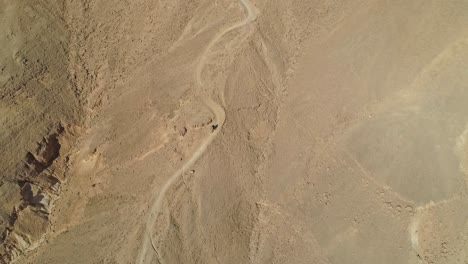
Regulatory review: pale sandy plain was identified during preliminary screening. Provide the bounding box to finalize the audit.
[1,0,468,263]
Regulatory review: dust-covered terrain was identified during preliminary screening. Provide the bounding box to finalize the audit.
[1,0,468,263]
[0,1,83,262]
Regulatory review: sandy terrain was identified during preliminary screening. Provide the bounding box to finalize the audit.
[1,0,468,263]
[0,1,84,262]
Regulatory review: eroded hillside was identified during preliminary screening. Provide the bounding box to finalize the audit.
[1,0,468,264]
[0,1,83,262]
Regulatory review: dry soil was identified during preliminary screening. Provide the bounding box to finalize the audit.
[1,0,468,264]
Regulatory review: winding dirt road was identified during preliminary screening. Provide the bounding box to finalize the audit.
[136,1,258,263]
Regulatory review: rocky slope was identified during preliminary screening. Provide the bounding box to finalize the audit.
[1,0,468,264]
[0,1,83,262]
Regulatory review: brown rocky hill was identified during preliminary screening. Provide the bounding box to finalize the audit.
[2,0,468,264]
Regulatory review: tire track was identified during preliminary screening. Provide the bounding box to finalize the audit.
[137,1,258,263]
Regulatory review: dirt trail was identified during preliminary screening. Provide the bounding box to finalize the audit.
[136,1,258,263]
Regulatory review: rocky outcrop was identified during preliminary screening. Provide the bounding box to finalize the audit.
[0,1,83,262]
[0,125,69,263]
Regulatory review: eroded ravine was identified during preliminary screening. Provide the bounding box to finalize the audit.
[136,1,258,263]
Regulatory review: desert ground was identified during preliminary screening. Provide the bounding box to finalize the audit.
[1,0,468,263]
